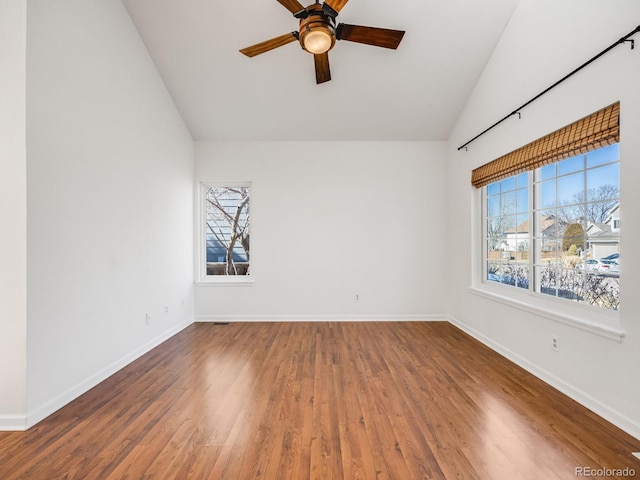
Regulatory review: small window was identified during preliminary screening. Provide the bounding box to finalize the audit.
[201,183,251,281]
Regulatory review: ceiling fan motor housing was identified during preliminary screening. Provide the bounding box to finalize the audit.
[298,3,336,54]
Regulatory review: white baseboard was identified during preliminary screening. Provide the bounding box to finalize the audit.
[0,414,28,431]
[196,313,447,322]
[446,314,640,442]
[26,317,194,429]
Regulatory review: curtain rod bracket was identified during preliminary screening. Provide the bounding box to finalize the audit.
[622,39,635,49]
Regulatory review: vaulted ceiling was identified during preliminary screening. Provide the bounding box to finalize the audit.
[122,0,520,141]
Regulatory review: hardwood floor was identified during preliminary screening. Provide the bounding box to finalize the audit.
[1,322,639,479]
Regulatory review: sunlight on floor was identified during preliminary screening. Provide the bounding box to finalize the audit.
[479,391,575,479]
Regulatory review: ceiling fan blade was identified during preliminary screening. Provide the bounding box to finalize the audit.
[314,52,331,84]
[323,0,349,14]
[239,32,298,58]
[336,23,405,49]
[276,0,305,15]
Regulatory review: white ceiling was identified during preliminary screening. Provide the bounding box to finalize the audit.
[121,0,520,141]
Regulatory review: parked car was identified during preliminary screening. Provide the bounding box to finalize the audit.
[601,253,619,261]
[576,259,613,273]
[600,259,619,274]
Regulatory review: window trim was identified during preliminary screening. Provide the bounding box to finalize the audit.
[196,181,254,285]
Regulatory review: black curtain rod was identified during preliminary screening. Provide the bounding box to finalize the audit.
[457,25,640,152]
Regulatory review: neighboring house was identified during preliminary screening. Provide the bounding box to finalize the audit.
[585,203,620,259]
[606,203,620,233]
[504,215,559,254]
[206,236,248,263]
[205,234,250,275]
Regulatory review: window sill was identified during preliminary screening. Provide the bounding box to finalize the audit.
[196,276,254,286]
[469,285,625,342]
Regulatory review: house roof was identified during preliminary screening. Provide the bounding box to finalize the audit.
[605,202,620,224]
[586,222,619,244]
[586,223,610,235]
[507,215,557,235]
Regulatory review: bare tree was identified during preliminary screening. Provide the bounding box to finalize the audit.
[486,192,518,251]
[205,186,250,275]
[575,185,619,224]
[544,184,619,225]
[487,217,513,251]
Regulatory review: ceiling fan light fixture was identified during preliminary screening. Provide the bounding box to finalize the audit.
[302,27,333,54]
[300,23,335,54]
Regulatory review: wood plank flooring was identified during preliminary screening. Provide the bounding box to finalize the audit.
[1,321,639,479]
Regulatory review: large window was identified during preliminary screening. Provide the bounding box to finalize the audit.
[201,183,251,280]
[484,144,620,311]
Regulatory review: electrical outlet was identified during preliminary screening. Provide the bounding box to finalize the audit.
[354,293,360,302]
[145,313,151,325]
[164,305,169,313]
[551,335,559,351]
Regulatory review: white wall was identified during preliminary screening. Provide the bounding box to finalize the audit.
[26,0,195,425]
[0,0,28,429]
[446,0,640,438]
[195,141,447,321]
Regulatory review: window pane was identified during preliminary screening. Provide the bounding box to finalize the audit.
[539,267,585,302]
[538,179,556,210]
[487,261,529,289]
[516,213,528,232]
[557,154,584,176]
[537,265,559,298]
[517,188,528,214]
[535,210,558,238]
[500,177,516,192]
[487,196,500,218]
[540,163,555,180]
[502,191,516,215]
[487,218,505,249]
[515,172,528,188]
[557,172,584,205]
[585,200,618,225]
[587,143,619,167]
[487,182,500,196]
[503,215,517,232]
[584,274,619,309]
[587,163,619,192]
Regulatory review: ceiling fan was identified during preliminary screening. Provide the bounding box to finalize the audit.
[239,0,405,84]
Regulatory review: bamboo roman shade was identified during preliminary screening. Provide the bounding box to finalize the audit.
[471,102,620,188]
